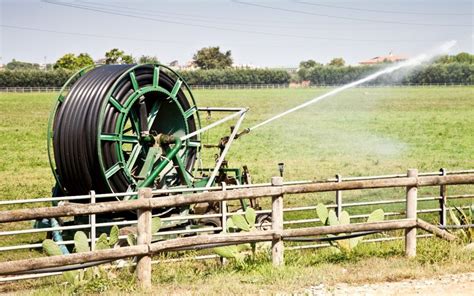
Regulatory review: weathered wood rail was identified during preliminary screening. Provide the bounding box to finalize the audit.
[1,173,473,223]
[0,169,471,289]
[0,219,455,276]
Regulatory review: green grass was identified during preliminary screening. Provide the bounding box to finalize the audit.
[1,87,473,198]
[2,238,472,295]
[0,87,473,294]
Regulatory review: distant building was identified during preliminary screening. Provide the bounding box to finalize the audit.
[233,63,258,69]
[359,52,407,65]
[168,60,197,70]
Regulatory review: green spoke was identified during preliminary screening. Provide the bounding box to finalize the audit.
[183,106,197,119]
[100,133,138,143]
[130,71,139,91]
[170,79,182,98]
[126,143,142,171]
[153,66,160,87]
[109,96,126,113]
[100,133,120,141]
[121,135,139,143]
[147,100,162,130]
[105,162,122,179]
[129,108,141,134]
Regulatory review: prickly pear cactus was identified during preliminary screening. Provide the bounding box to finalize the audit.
[315,203,385,252]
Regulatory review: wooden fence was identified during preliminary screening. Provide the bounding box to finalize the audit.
[0,169,472,289]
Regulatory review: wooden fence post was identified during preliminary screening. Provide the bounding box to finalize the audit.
[136,188,152,290]
[335,174,342,217]
[439,168,447,227]
[271,176,284,267]
[405,169,418,257]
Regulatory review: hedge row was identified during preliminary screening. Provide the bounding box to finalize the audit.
[0,68,291,87]
[299,63,473,85]
[178,69,291,85]
[0,69,75,87]
[0,63,472,87]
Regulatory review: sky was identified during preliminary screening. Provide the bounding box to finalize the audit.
[0,0,472,67]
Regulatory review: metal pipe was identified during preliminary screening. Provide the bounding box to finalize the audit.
[139,137,182,188]
[205,111,247,188]
[180,108,247,142]
[197,107,247,112]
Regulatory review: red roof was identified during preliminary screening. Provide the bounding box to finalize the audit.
[359,54,407,65]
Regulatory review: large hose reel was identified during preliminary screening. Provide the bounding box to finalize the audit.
[47,64,201,198]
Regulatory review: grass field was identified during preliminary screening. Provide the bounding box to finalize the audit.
[1,87,473,198]
[0,87,473,294]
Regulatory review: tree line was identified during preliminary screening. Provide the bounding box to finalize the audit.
[3,47,230,71]
[1,49,472,86]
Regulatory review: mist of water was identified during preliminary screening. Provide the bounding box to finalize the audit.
[248,40,457,132]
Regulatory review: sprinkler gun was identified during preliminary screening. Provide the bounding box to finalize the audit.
[235,127,251,139]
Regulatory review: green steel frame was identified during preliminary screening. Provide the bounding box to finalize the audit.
[48,64,202,197]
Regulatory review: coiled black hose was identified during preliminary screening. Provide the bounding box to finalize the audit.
[53,65,197,196]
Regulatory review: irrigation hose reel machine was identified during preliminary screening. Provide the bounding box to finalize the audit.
[45,64,260,233]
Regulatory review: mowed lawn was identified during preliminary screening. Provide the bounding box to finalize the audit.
[0,86,473,201]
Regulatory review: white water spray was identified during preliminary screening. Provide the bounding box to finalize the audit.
[249,40,457,132]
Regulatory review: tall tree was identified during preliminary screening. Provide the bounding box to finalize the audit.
[105,48,134,64]
[54,53,94,70]
[328,58,345,67]
[76,53,94,68]
[299,60,321,69]
[54,53,78,70]
[193,46,232,69]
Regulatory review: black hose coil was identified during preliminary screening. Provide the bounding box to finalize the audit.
[53,65,197,196]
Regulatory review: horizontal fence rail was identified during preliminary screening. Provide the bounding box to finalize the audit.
[0,218,456,276]
[1,172,473,223]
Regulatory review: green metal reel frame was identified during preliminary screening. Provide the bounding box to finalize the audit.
[48,64,202,196]
[97,64,201,195]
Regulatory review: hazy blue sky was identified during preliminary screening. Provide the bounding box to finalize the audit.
[1,0,472,66]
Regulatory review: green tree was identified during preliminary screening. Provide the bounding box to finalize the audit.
[435,53,473,64]
[328,57,345,67]
[54,53,94,70]
[193,46,233,69]
[299,59,321,69]
[76,53,94,68]
[137,55,159,64]
[54,53,78,70]
[105,48,134,64]
[5,59,40,70]
[454,52,473,64]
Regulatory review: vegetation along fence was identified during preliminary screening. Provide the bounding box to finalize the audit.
[0,168,472,288]
[0,83,472,93]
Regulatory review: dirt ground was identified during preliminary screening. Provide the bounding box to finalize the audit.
[305,272,474,296]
